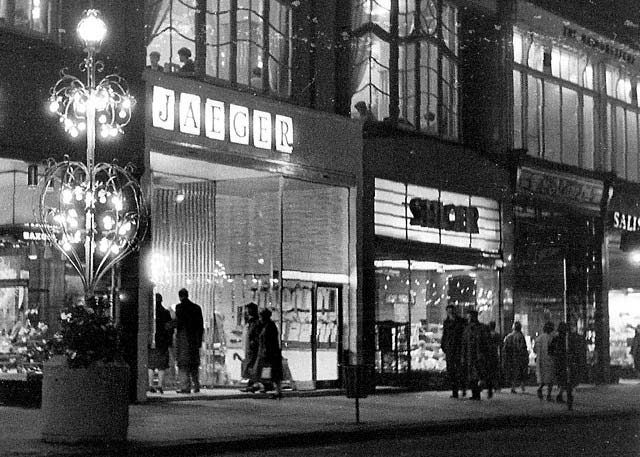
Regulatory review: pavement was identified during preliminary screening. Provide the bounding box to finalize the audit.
[3,380,640,457]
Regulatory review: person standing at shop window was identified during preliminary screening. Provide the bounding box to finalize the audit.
[534,321,555,401]
[442,305,467,398]
[503,321,529,394]
[549,321,586,408]
[148,293,173,394]
[462,310,489,401]
[175,288,204,394]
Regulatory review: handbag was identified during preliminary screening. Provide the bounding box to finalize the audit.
[260,366,272,380]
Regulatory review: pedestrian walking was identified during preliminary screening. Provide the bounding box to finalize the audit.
[239,302,262,392]
[631,326,640,375]
[485,321,501,398]
[462,310,489,400]
[549,321,586,409]
[174,288,204,393]
[442,304,467,398]
[503,321,529,394]
[148,293,174,394]
[534,321,555,401]
[254,308,283,399]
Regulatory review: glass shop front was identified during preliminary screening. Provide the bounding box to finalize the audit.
[372,178,503,386]
[143,77,361,394]
[148,159,351,390]
[606,183,640,377]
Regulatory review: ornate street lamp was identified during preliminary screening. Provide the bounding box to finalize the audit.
[38,9,146,297]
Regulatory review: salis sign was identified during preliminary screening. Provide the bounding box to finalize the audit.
[152,86,294,153]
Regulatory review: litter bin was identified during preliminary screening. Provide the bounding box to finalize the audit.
[342,364,374,423]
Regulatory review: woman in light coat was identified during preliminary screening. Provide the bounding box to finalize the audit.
[534,321,555,401]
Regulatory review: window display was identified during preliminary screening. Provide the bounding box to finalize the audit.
[374,260,500,376]
[150,169,350,389]
[609,290,640,368]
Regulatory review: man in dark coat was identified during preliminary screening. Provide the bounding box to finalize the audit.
[442,304,466,398]
[462,310,490,400]
[254,308,283,398]
[175,288,204,393]
[239,302,261,392]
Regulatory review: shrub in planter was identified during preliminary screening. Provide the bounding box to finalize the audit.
[42,296,129,444]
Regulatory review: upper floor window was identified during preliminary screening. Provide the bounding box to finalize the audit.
[146,0,292,98]
[0,0,57,36]
[351,0,459,140]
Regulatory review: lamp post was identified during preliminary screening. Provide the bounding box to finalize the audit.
[38,9,146,297]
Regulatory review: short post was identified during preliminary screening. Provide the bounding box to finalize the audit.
[342,364,372,424]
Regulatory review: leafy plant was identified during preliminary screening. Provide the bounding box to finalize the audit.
[49,296,123,369]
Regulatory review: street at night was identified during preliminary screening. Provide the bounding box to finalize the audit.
[3,0,640,455]
[207,416,640,457]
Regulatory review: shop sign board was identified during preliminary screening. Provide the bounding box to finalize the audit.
[374,179,501,253]
[516,166,603,212]
[152,86,294,154]
[612,211,640,232]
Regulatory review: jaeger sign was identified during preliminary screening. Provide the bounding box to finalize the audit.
[152,86,294,153]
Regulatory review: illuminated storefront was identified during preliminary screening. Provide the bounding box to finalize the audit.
[362,137,510,387]
[142,72,362,393]
[605,181,640,375]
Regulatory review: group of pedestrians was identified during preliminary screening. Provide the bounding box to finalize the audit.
[148,292,284,398]
[238,302,284,399]
[148,288,204,394]
[533,321,587,407]
[442,304,585,406]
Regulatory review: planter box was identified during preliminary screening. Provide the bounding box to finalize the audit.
[41,358,129,443]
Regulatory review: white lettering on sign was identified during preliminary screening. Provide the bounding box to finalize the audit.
[205,99,225,141]
[275,115,293,154]
[253,110,271,149]
[23,231,47,241]
[152,86,174,130]
[613,211,640,232]
[151,86,294,153]
[179,93,201,135]
[229,104,250,145]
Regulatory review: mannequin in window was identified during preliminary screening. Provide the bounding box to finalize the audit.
[250,67,263,90]
[168,47,195,77]
[354,101,376,127]
[146,51,164,72]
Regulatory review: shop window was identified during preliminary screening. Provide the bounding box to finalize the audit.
[351,0,459,139]
[543,81,561,161]
[374,260,500,375]
[150,170,350,388]
[627,111,639,182]
[513,70,523,149]
[146,0,292,97]
[0,0,55,36]
[527,40,544,71]
[513,30,523,65]
[351,33,391,123]
[561,87,579,166]
[526,75,542,157]
[583,95,595,169]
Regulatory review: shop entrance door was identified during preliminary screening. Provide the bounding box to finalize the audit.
[313,284,342,388]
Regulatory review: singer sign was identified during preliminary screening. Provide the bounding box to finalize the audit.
[152,86,294,153]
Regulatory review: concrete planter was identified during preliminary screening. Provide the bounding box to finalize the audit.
[41,357,129,443]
